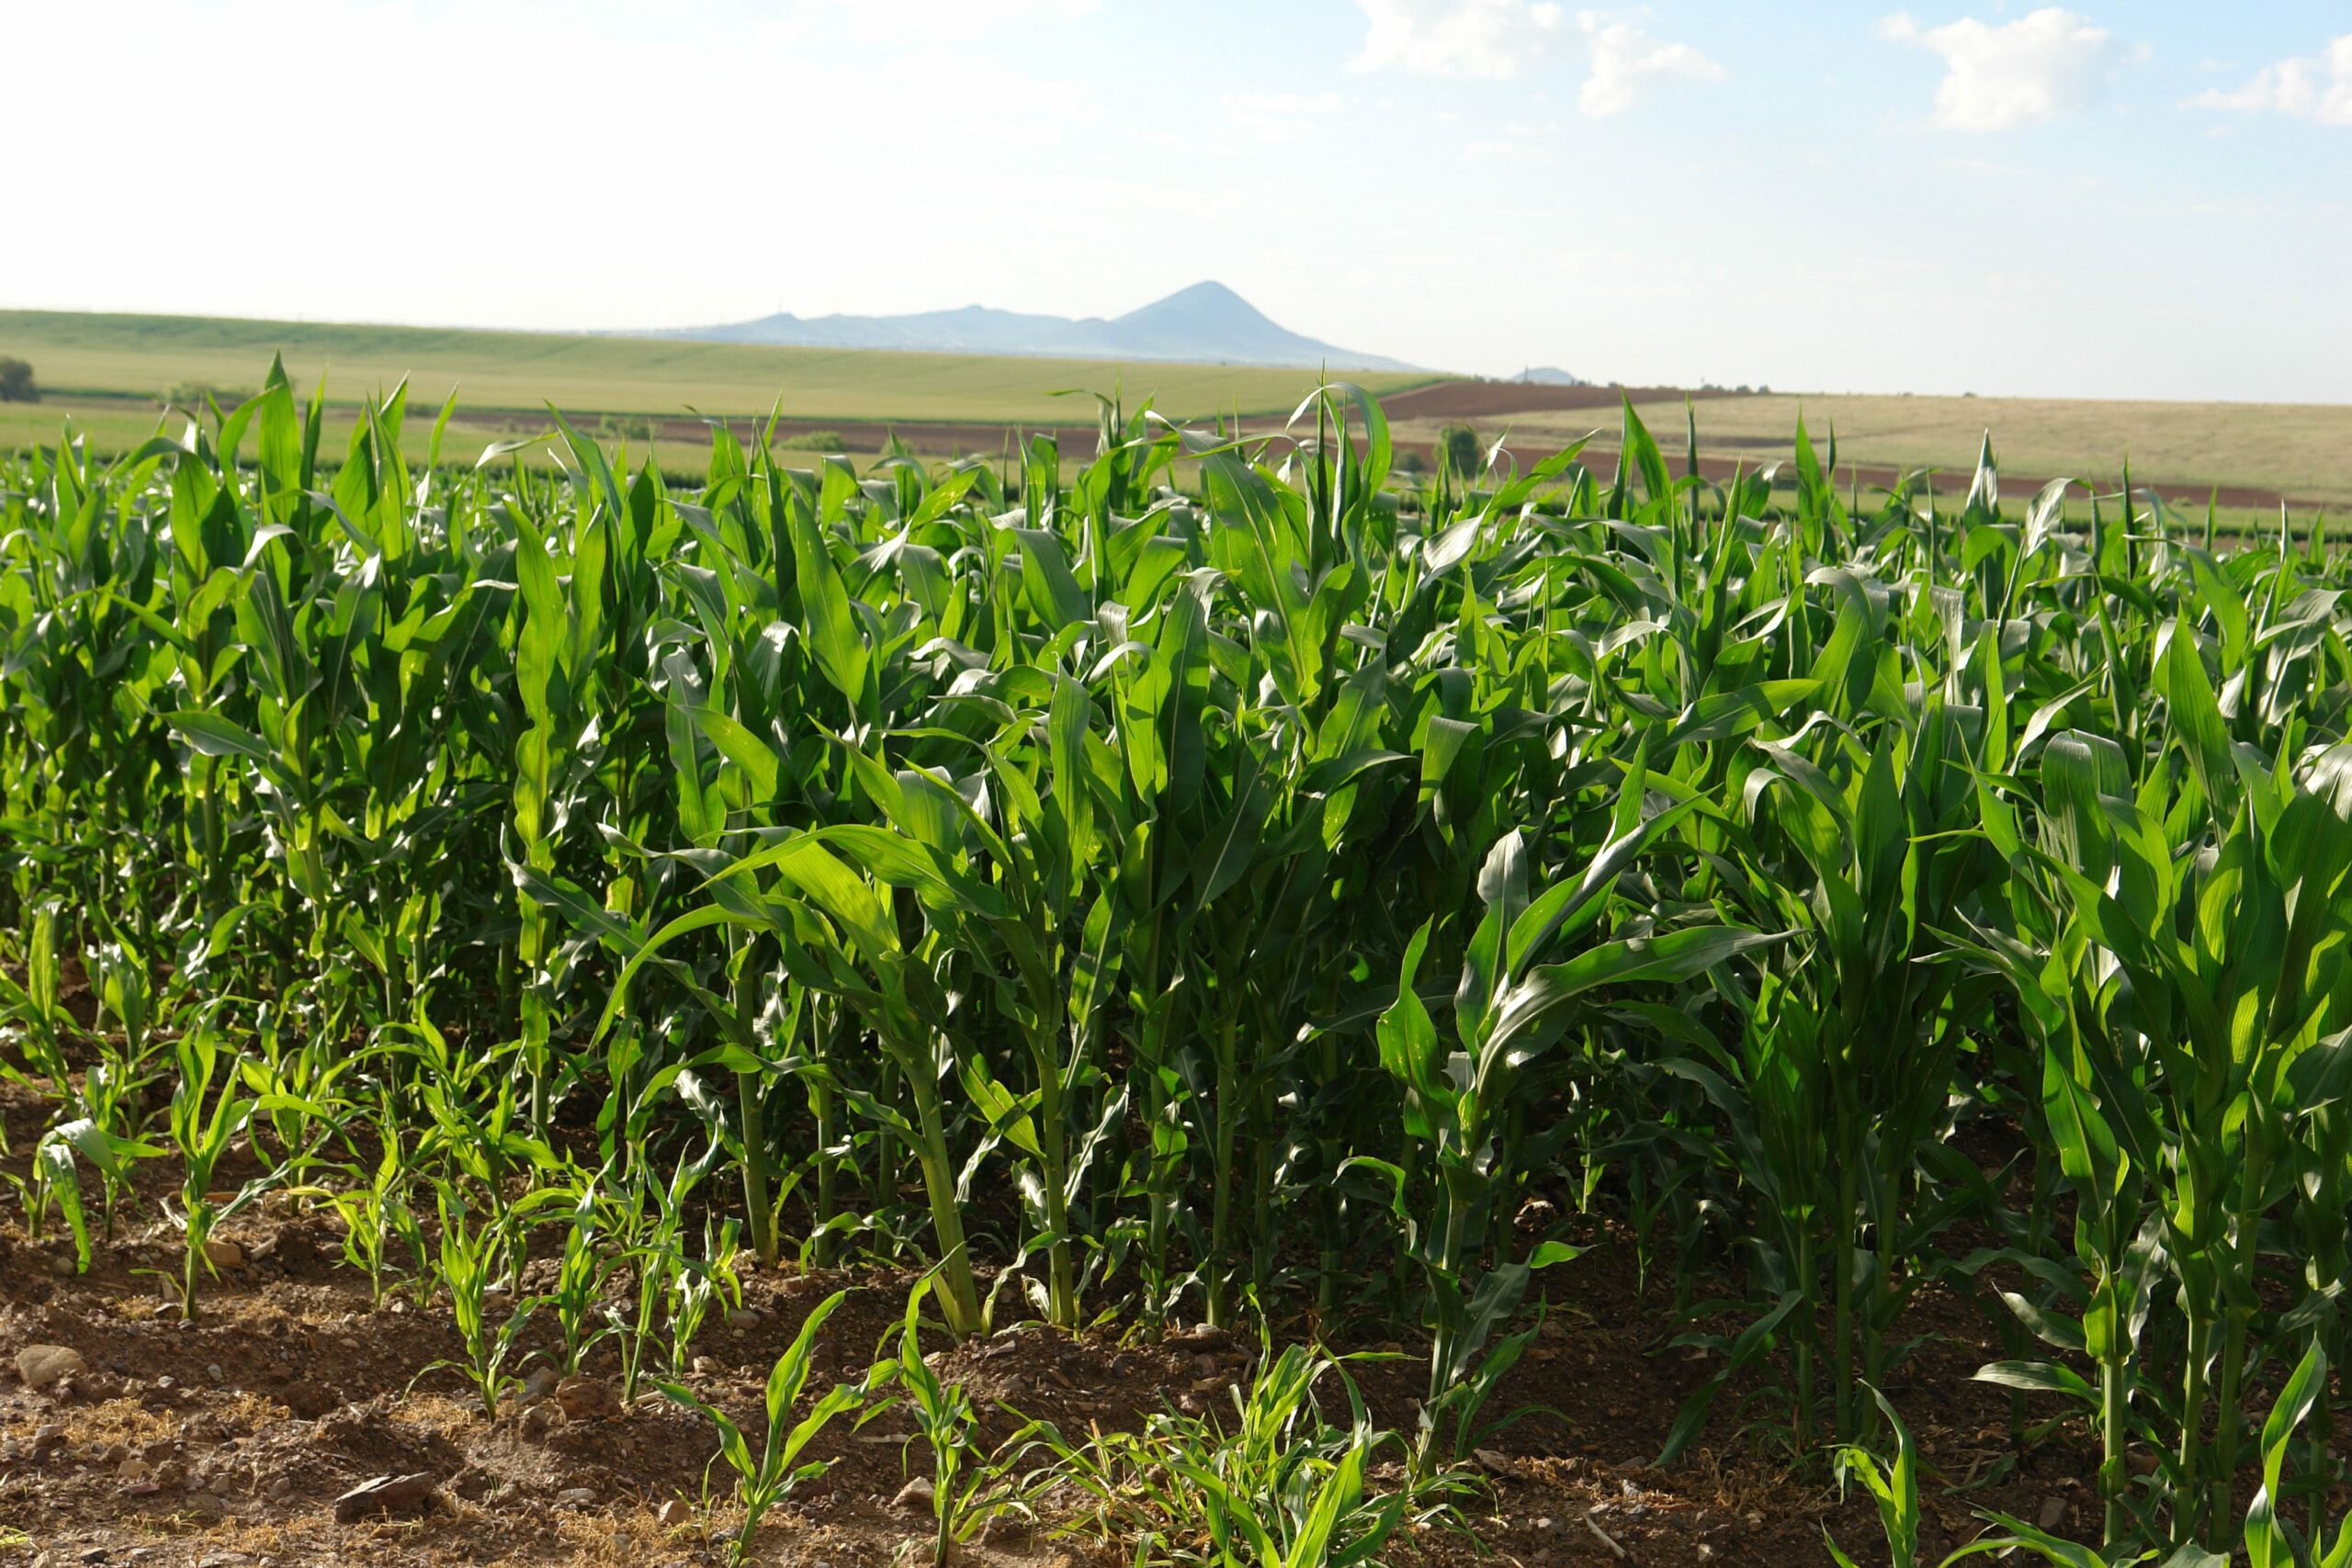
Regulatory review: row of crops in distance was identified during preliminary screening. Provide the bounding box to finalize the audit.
[7,360,2352,1565]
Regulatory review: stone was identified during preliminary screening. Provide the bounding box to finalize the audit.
[725,1307,763,1331]
[656,1499,692,1527]
[333,1472,438,1523]
[2038,1496,2068,1530]
[554,1487,597,1508]
[891,1477,935,1515]
[202,1238,243,1269]
[17,1345,87,1388]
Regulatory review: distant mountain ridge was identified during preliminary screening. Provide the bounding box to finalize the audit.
[649,281,1413,371]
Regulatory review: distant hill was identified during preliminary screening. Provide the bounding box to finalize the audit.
[1512,366,1586,386]
[652,281,1413,372]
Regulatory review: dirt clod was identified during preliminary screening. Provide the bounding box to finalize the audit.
[16,1342,86,1387]
[554,1375,617,1423]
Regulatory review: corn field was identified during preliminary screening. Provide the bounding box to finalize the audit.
[8,358,2352,1565]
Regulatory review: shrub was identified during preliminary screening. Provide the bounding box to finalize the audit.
[1436,423,1480,482]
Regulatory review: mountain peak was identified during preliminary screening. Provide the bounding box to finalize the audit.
[1115,280,1277,333]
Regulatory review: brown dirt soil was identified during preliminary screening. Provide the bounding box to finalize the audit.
[1378,384,1748,423]
[0,1066,2114,1568]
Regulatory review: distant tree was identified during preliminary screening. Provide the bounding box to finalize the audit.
[0,356,37,403]
[1437,423,1481,484]
[164,380,244,409]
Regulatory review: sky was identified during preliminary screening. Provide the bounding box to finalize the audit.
[6,0,2350,401]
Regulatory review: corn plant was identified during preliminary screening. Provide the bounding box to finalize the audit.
[1359,785,1777,1473]
[1826,1388,2111,1568]
[2244,1341,2352,1568]
[864,1278,1007,1565]
[1023,1337,1430,1568]
[416,1184,539,1419]
[34,1117,159,1274]
[159,1013,263,1319]
[20,364,2352,1564]
[665,1215,743,1381]
[660,1289,865,1568]
[302,1096,423,1310]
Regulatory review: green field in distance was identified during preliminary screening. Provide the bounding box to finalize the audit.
[0,309,1438,428]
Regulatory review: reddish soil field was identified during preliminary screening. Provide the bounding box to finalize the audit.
[0,1074,2119,1568]
[1378,384,1747,423]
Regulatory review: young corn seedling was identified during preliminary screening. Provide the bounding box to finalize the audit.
[866,1278,995,1566]
[32,1117,159,1275]
[160,1015,262,1320]
[418,1185,540,1419]
[307,1098,423,1311]
[0,904,77,1107]
[1826,1388,2110,1568]
[661,1289,865,1567]
[667,1215,744,1379]
[1021,1337,1428,1568]
[538,1179,623,1377]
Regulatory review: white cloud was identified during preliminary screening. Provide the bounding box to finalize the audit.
[2188,35,2352,126]
[796,0,1099,45]
[1349,2,1720,112]
[1576,11,1724,118]
[1222,90,1345,144]
[1349,0,1566,80]
[1877,8,2129,132]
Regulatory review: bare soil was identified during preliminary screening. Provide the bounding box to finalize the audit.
[1378,384,1749,423]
